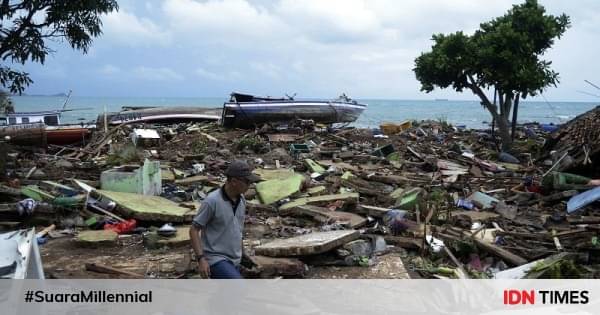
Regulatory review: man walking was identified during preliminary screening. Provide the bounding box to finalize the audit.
[189,160,260,279]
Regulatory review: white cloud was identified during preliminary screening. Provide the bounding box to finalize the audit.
[196,67,242,81]
[276,0,382,43]
[99,64,121,75]
[23,0,600,100]
[132,66,184,81]
[103,10,171,46]
[250,62,282,79]
[162,0,288,46]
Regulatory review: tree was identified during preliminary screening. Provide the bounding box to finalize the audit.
[0,0,119,94]
[0,89,13,113]
[414,0,570,150]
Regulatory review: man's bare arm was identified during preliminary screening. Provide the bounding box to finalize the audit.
[189,225,210,278]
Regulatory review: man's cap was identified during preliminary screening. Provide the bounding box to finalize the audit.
[225,160,261,182]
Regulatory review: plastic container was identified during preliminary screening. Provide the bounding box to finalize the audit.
[456,198,474,210]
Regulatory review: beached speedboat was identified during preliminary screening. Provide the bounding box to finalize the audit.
[101,106,222,126]
[221,92,367,128]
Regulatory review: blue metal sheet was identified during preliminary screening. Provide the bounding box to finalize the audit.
[567,186,600,213]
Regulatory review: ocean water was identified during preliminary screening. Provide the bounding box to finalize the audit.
[10,96,599,129]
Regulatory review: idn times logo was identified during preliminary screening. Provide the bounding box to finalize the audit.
[504,289,589,305]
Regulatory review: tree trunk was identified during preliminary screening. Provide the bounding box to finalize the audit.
[511,94,520,140]
[495,115,512,151]
[466,79,513,150]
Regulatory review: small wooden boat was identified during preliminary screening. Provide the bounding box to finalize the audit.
[221,92,367,128]
[45,124,94,145]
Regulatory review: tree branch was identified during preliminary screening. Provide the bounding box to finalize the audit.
[467,75,498,117]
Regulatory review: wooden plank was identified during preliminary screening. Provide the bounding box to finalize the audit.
[472,238,528,266]
[85,263,145,278]
[279,193,359,211]
[174,175,209,185]
[280,205,367,228]
[380,235,423,249]
[355,204,389,218]
[451,210,500,221]
[255,230,360,257]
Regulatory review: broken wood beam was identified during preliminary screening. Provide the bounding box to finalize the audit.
[472,238,528,266]
[380,235,423,249]
[85,263,145,278]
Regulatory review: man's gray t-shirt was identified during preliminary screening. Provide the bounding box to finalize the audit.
[192,188,245,266]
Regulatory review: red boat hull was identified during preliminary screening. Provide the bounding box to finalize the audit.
[45,126,91,145]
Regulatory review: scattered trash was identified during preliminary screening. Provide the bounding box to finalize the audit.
[3,110,600,279]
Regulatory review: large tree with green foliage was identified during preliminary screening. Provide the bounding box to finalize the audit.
[414,0,570,150]
[0,0,118,94]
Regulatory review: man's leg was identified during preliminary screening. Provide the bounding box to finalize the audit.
[210,260,243,279]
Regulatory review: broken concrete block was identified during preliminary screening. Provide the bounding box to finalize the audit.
[247,255,305,278]
[304,159,326,174]
[255,230,360,256]
[279,193,359,211]
[279,205,367,228]
[256,173,304,205]
[342,239,372,257]
[97,190,194,222]
[76,230,118,247]
[156,227,190,248]
[100,159,162,196]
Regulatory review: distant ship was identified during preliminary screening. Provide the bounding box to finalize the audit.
[435,98,449,101]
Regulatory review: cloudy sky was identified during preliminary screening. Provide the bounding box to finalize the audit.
[18,0,600,101]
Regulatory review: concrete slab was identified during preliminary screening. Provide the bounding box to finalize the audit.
[310,253,411,279]
[253,168,296,181]
[97,190,194,222]
[256,173,304,205]
[76,230,118,247]
[279,205,367,228]
[255,230,360,257]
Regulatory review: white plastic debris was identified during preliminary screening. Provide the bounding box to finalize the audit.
[426,235,445,253]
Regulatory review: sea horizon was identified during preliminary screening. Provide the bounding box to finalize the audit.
[10,95,599,130]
